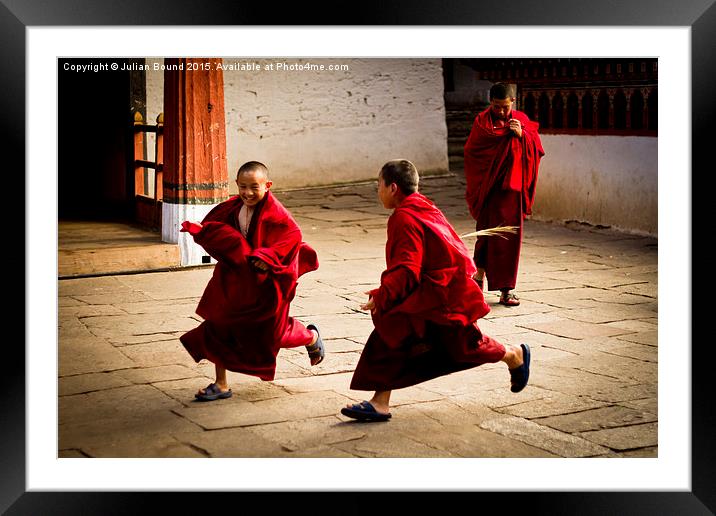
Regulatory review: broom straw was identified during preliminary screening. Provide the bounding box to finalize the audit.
[459,225,519,241]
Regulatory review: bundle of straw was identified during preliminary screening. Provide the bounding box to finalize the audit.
[459,225,519,240]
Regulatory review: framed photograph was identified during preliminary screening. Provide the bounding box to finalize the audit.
[8,0,712,513]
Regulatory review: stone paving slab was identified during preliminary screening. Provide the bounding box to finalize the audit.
[59,384,183,425]
[416,366,510,398]
[119,339,203,369]
[113,299,200,316]
[283,350,362,377]
[331,426,460,458]
[171,426,297,458]
[251,390,355,421]
[58,296,88,307]
[289,293,358,316]
[530,367,656,404]
[59,371,133,396]
[115,364,202,385]
[620,397,658,415]
[538,269,650,289]
[452,385,553,411]
[533,405,658,433]
[58,276,135,297]
[479,415,610,457]
[615,283,658,298]
[71,291,156,305]
[524,333,636,356]
[616,446,659,458]
[313,338,364,353]
[397,416,558,457]
[604,319,658,332]
[562,353,658,384]
[600,344,657,363]
[58,304,127,318]
[499,392,610,419]
[521,318,635,340]
[83,433,208,458]
[82,313,199,345]
[60,411,203,457]
[272,372,356,396]
[174,400,289,430]
[246,415,367,452]
[59,330,136,376]
[516,277,582,292]
[58,449,88,458]
[115,269,213,300]
[292,313,374,341]
[617,330,659,347]
[578,422,658,451]
[561,304,659,324]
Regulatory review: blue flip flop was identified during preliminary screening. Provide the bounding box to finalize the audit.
[195,383,233,402]
[509,343,531,393]
[306,323,325,366]
[341,401,392,422]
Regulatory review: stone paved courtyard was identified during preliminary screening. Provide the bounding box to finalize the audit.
[58,173,658,458]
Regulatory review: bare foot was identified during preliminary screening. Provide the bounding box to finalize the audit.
[505,344,524,370]
[367,399,391,415]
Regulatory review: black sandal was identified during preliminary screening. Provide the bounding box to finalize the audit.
[305,323,325,366]
[499,291,520,306]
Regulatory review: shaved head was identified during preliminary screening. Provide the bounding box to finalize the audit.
[237,161,269,181]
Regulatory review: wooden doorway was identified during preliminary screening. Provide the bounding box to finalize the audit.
[58,58,135,221]
[58,59,180,276]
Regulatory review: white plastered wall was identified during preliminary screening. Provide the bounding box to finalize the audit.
[533,135,657,236]
[146,58,449,192]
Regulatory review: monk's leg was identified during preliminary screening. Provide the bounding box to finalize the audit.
[369,390,392,414]
[473,330,528,390]
[500,343,524,369]
[197,363,230,396]
[473,267,486,290]
[279,318,323,365]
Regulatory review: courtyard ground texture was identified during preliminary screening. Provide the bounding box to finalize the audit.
[58,173,658,459]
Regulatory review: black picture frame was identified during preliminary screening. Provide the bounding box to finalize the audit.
[5,1,711,514]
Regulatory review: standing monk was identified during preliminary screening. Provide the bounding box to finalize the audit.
[464,82,545,306]
[340,160,530,422]
[179,161,325,401]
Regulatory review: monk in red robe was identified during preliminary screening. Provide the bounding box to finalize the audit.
[464,82,545,306]
[180,161,325,401]
[341,160,531,422]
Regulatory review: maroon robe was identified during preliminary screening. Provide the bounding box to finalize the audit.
[180,191,318,381]
[464,108,544,291]
[349,193,506,391]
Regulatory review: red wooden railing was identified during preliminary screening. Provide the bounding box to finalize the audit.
[133,112,164,230]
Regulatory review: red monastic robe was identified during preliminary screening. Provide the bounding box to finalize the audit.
[464,108,544,291]
[180,191,318,381]
[349,193,506,391]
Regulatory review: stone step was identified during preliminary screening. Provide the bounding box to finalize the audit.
[445,109,476,120]
[58,244,182,278]
[58,220,182,277]
[448,137,467,156]
[446,119,475,138]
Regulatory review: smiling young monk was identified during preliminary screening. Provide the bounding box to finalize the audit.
[340,160,531,422]
[180,161,325,401]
